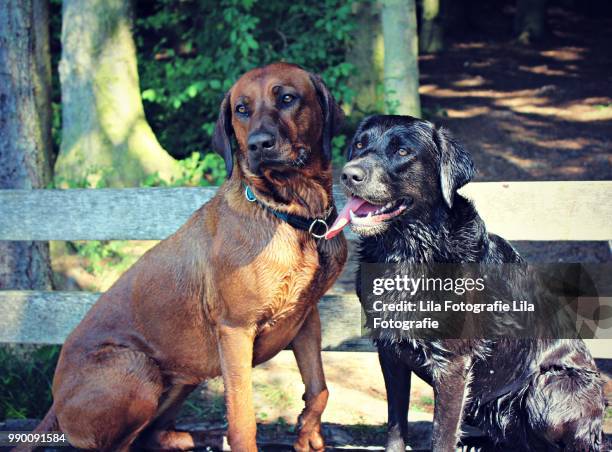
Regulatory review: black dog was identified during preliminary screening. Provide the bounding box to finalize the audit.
[326,115,606,451]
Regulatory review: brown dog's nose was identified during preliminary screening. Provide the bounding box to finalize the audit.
[342,164,366,185]
[247,131,276,154]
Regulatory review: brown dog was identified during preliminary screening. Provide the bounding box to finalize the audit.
[22,63,347,452]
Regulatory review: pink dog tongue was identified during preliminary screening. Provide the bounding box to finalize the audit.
[325,196,367,239]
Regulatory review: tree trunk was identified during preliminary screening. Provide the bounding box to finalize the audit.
[515,0,547,44]
[419,0,444,54]
[0,0,53,290]
[55,0,181,188]
[381,0,422,117]
[347,1,385,114]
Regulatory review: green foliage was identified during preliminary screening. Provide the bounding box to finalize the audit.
[331,135,348,167]
[0,345,60,421]
[53,168,112,189]
[53,151,226,189]
[421,104,448,120]
[56,150,227,279]
[49,0,63,159]
[135,0,358,160]
[418,394,434,406]
[72,240,129,275]
[141,152,227,187]
[182,393,226,423]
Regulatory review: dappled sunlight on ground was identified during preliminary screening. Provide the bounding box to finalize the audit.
[540,46,585,62]
[452,75,487,87]
[419,7,612,181]
[178,351,434,428]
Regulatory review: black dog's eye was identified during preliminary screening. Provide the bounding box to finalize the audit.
[236,104,248,115]
[355,141,364,149]
[398,148,409,156]
[282,94,295,104]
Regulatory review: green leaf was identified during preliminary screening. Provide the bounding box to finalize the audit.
[186,83,200,98]
[142,89,157,101]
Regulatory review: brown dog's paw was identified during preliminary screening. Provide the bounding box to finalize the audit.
[293,389,328,452]
[293,424,325,452]
[138,428,225,451]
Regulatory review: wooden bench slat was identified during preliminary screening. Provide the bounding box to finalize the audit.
[0,187,217,241]
[0,181,611,241]
[0,291,97,345]
[460,181,612,241]
[2,291,611,359]
[1,183,610,353]
[0,290,369,351]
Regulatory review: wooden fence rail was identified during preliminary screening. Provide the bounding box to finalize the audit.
[1,181,611,353]
[1,181,611,241]
[0,291,367,349]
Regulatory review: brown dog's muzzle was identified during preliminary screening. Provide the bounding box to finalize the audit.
[247,129,278,173]
[245,107,286,173]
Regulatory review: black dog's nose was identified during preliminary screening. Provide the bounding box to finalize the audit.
[247,131,276,153]
[342,164,366,184]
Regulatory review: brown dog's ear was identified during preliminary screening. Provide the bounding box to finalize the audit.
[435,126,475,209]
[212,91,234,178]
[309,73,343,162]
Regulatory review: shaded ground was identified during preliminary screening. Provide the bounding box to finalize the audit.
[2,351,610,450]
[420,5,612,182]
[417,4,612,264]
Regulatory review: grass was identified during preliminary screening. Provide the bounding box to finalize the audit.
[0,345,60,421]
[594,103,612,110]
[254,379,293,414]
[72,240,135,276]
[181,394,226,424]
[340,421,387,445]
[410,394,434,414]
[179,379,226,425]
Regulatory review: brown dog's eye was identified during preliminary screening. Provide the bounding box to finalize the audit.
[355,142,364,149]
[282,94,295,104]
[398,148,409,156]
[236,104,248,115]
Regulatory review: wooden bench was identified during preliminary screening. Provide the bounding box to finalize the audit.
[1,181,611,356]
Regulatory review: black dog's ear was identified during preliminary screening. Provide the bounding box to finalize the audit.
[309,73,344,162]
[435,126,475,209]
[212,91,234,178]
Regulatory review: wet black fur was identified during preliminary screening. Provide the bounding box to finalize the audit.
[346,115,606,451]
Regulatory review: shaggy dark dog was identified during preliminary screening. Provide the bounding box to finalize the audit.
[327,115,606,451]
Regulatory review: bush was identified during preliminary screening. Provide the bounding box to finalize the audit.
[0,345,60,421]
[135,0,358,162]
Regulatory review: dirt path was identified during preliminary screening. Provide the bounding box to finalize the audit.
[420,6,612,182]
[416,5,612,265]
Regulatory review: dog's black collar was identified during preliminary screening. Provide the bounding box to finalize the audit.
[244,184,336,239]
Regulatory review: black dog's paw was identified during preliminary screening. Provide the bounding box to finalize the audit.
[384,436,407,452]
[459,435,499,452]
